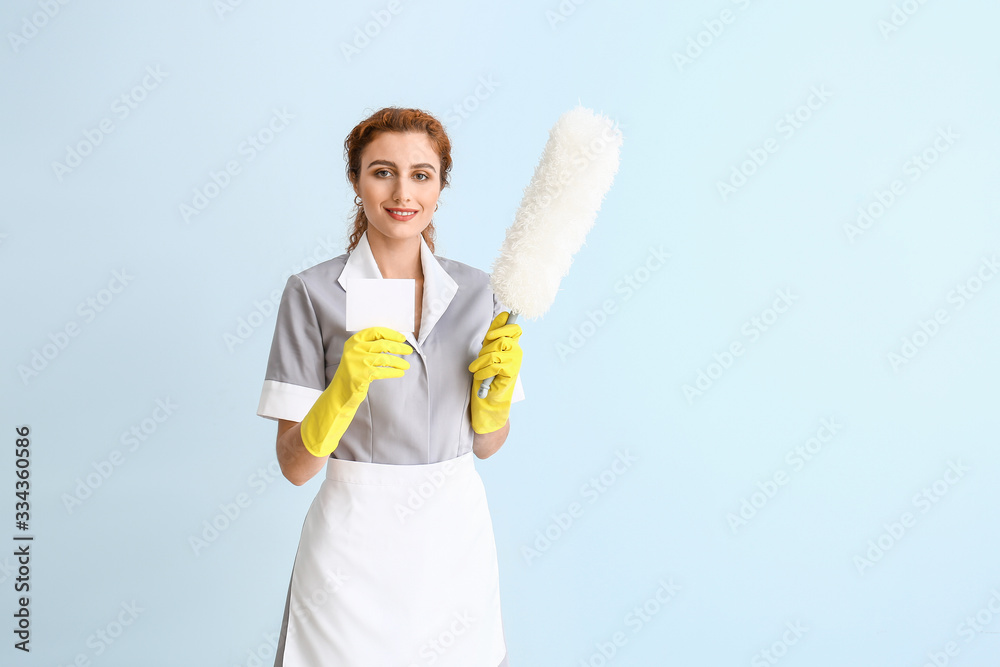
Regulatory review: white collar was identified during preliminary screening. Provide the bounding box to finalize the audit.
[336,229,458,346]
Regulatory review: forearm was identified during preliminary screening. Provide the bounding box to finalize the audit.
[473,418,510,459]
[277,421,329,485]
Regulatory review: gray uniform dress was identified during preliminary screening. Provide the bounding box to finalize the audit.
[258,229,523,665]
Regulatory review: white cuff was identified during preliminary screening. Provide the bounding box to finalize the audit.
[257,380,323,422]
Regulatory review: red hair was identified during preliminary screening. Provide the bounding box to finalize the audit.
[343,107,453,253]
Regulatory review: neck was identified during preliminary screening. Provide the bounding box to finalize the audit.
[367,228,423,280]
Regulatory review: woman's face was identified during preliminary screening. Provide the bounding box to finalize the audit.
[354,131,441,245]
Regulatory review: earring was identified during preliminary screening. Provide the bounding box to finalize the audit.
[354,195,363,206]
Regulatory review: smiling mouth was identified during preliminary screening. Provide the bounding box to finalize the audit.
[386,208,418,220]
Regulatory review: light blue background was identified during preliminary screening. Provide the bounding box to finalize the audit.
[3,1,999,665]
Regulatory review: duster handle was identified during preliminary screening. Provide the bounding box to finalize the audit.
[476,311,519,399]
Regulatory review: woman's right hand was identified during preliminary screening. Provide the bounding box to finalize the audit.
[336,326,414,393]
[299,327,413,458]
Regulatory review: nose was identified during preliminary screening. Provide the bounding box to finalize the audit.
[392,179,412,203]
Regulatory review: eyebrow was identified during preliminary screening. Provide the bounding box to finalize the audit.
[366,159,437,173]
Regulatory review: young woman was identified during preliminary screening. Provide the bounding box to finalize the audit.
[257,107,524,666]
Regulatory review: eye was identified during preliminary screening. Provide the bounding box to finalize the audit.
[375,168,392,178]
[413,172,429,181]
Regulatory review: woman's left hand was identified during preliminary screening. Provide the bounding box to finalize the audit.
[468,311,522,434]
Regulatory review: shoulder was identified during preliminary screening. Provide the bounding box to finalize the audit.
[436,254,490,289]
[292,253,349,287]
[272,255,349,320]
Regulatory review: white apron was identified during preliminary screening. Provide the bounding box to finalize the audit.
[274,452,509,666]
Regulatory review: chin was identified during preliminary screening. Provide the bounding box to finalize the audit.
[370,221,425,240]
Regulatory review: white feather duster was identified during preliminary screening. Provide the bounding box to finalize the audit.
[477,105,623,397]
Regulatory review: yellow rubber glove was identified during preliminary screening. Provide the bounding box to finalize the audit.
[468,311,523,434]
[300,326,413,457]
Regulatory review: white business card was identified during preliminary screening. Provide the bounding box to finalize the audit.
[345,278,415,333]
